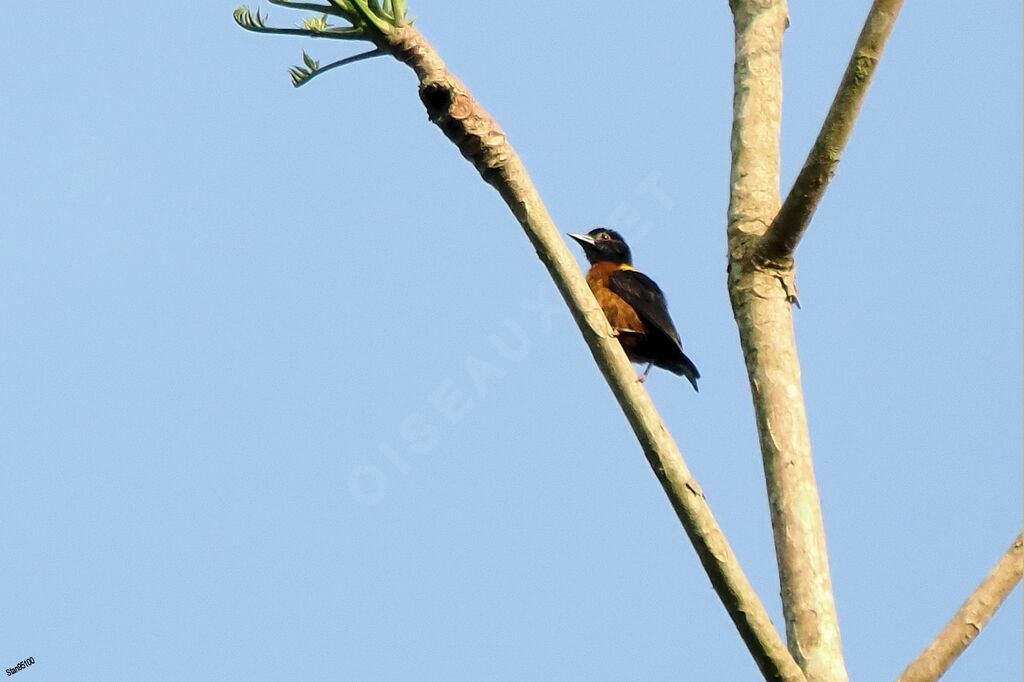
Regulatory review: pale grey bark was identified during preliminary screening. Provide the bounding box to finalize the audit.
[899,533,1023,682]
[759,0,906,262]
[383,24,808,682]
[727,2,848,680]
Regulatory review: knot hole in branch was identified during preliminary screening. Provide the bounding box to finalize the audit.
[419,82,453,122]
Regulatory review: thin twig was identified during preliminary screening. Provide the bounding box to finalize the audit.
[290,48,384,87]
[268,0,339,15]
[898,532,1023,681]
[757,0,904,262]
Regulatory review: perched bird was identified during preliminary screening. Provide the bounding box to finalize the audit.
[568,228,700,391]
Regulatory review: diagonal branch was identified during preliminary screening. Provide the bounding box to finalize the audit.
[898,532,1024,682]
[757,0,904,262]
[235,11,805,681]
[382,25,806,682]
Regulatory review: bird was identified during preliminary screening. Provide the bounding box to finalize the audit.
[568,228,700,391]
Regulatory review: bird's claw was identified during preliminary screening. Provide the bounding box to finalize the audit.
[637,363,652,383]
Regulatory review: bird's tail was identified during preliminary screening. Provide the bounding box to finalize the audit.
[671,353,700,392]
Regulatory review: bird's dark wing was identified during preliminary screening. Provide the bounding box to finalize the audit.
[608,269,682,349]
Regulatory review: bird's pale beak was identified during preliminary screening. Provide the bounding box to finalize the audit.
[567,232,595,247]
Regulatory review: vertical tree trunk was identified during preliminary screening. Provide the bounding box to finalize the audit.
[728,2,848,681]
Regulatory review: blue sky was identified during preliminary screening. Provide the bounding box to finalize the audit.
[1,2,1020,680]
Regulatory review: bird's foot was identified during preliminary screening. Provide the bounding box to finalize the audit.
[636,363,652,383]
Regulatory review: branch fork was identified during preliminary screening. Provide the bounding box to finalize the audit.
[234,3,1017,681]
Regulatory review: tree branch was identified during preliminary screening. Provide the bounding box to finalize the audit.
[236,6,809,678]
[757,0,904,262]
[898,532,1023,681]
[378,24,806,682]
[234,9,806,679]
[728,2,848,681]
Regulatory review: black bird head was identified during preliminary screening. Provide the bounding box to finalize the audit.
[567,228,633,266]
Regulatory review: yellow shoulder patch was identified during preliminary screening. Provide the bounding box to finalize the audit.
[617,264,635,271]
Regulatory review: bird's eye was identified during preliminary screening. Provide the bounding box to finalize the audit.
[598,232,610,241]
